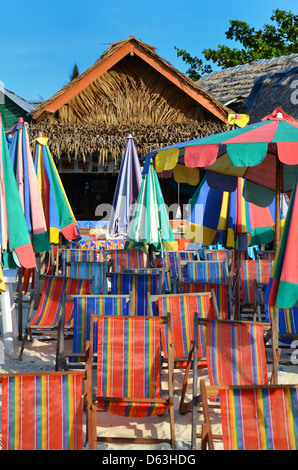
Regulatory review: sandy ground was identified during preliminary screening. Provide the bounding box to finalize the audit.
[0,299,298,451]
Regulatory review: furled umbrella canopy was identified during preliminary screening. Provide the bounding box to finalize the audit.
[125,162,178,252]
[187,176,284,249]
[9,118,51,252]
[108,134,142,239]
[0,117,36,268]
[266,170,298,309]
[32,133,79,245]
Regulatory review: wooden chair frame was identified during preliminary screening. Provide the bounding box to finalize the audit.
[85,314,176,449]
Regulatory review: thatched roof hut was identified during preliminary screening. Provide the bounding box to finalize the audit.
[197,54,298,117]
[29,37,231,164]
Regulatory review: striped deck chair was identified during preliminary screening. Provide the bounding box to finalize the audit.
[1,371,86,450]
[56,294,133,370]
[108,271,162,315]
[200,381,298,450]
[86,314,175,449]
[154,250,198,288]
[65,261,110,294]
[61,247,105,275]
[191,318,275,449]
[124,267,171,293]
[178,260,233,319]
[109,248,148,271]
[152,292,218,413]
[19,275,92,360]
[240,259,274,307]
[254,248,276,261]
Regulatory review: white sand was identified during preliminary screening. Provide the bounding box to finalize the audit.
[1,300,298,451]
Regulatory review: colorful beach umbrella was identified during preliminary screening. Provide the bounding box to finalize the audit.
[32,133,79,245]
[266,170,298,309]
[145,108,298,247]
[187,176,284,249]
[125,162,178,252]
[9,118,51,253]
[0,117,36,268]
[108,134,142,239]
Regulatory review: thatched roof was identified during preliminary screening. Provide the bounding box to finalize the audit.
[238,65,298,123]
[28,120,227,162]
[29,37,233,164]
[32,37,230,124]
[197,54,298,108]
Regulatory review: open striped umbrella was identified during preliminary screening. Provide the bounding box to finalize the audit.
[0,117,36,268]
[187,175,284,249]
[9,118,51,253]
[145,108,298,248]
[125,162,178,252]
[32,133,79,245]
[108,134,142,239]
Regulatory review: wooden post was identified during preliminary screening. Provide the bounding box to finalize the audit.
[272,158,282,385]
[234,250,241,320]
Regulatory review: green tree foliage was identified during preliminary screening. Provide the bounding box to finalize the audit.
[69,63,79,81]
[176,9,298,81]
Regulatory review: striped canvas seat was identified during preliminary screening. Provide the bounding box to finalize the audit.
[109,272,161,315]
[60,294,132,367]
[200,382,298,450]
[265,304,298,345]
[125,267,171,293]
[29,276,92,330]
[61,248,105,274]
[240,259,274,304]
[156,293,216,369]
[1,372,85,450]
[110,248,148,271]
[65,261,109,294]
[86,315,175,448]
[179,261,231,318]
[157,250,197,281]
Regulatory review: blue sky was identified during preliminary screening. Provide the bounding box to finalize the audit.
[1,1,297,101]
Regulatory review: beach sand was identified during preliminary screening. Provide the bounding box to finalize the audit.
[0,301,298,451]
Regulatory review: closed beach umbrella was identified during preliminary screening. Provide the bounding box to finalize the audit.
[125,162,178,252]
[32,133,79,244]
[0,117,35,268]
[9,118,51,252]
[187,175,284,249]
[108,134,142,239]
[266,170,298,309]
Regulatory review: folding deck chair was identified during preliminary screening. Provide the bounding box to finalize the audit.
[190,317,279,449]
[239,259,274,315]
[56,293,133,370]
[107,271,162,315]
[19,274,92,360]
[154,250,198,290]
[200,381,298,450]
[86,314,175,449]
[177,260,233,319]
[109,248,149,271]
[151,292,219,411]
[124,267,171,293]
[65,260,110,294]
[60,247,105,275]
[1,371,87,450]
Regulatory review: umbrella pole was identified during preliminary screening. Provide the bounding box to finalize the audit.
[234,250,241,320]
[272,159,282,384]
